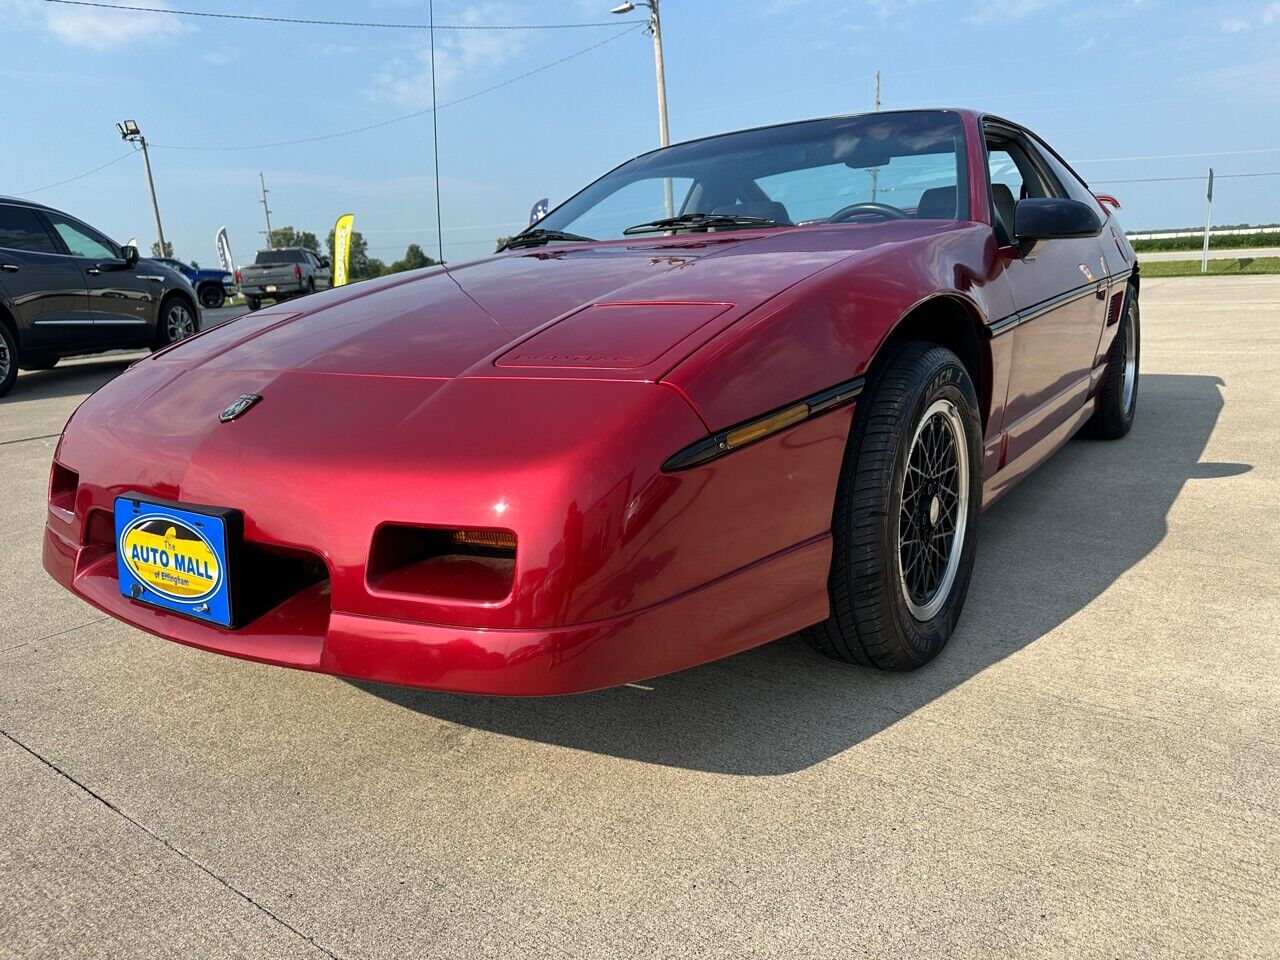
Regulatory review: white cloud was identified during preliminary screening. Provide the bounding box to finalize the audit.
[42,0,192,50]
[201,48,238,66]
[0,0,192,50]
[968,0,1062,24]
[1221,1,1280,32]
[368,4,526,108]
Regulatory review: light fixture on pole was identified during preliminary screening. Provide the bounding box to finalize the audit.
[116,119,167,256]
[611,0,673,215]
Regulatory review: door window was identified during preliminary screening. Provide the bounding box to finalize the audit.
[1028,139,1107,218]
[46,213,118,260]
[985,133,1055,245]
[0,205,59,254]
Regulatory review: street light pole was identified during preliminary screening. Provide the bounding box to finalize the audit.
[612,1,672,214]
[649,0,669,149]
[116,120,167,256]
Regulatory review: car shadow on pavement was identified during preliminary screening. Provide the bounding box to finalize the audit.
[352,374,1241,775]
[11,355,142,403]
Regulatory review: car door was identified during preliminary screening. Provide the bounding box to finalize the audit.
[0,203,92,356]
[309,251,331,290]
[42,210,156,348]
[986,124,1107,460]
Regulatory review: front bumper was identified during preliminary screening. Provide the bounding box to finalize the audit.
[243,283,304,297]
[43,361,855,695]
[44,519,830,695]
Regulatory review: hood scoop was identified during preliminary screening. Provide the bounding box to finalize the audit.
[497,302,732,370]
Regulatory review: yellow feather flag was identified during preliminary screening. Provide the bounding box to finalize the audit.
[332,213,355,287]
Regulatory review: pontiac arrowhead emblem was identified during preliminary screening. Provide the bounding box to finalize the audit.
[219,394,262,422]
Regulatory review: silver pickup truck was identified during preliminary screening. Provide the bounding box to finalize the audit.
[237,248,332,310]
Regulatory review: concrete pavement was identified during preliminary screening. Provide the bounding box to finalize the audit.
[1,279,1277,958]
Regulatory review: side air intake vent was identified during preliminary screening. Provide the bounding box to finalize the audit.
[367,525,516,603]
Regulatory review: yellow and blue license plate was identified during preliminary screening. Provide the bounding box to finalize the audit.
[115,496,236,627]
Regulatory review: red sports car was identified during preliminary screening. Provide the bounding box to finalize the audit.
[44,109,1140,695]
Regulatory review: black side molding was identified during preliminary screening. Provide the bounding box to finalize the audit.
[663,376,865,472]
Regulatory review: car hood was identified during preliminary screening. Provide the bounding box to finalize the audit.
[58,221,953,508]
[143,223,945,383]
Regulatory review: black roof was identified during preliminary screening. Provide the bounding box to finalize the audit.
[0,196,60,213]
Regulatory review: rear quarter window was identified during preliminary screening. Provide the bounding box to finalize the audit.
[0,205,58,254]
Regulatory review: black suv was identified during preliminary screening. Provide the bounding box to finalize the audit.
[0,197,201,398]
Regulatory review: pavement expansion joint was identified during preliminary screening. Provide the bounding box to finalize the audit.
[0,727,344,960]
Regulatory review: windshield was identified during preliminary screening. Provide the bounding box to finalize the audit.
[536,110,969,241]
[255,249,306,264]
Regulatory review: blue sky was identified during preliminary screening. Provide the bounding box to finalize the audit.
[2,0,1278,266]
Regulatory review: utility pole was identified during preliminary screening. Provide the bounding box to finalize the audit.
[869,72,882,201]
[116,120,167,256]
[612,1,672,214]
[259,171,274,243]
[1201,167,1214,274]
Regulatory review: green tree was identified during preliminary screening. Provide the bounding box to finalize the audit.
[150,240,173,258]
[326,227,385,280]
[266,226,319,252]
[387,243,438,275]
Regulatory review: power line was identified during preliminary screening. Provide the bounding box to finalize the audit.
[14,149,135,196]
[12,24,645,197]
[1075,146,1280,164]
[39,0,642,30]
[150,23,645,152]
[1092,171,1280,185]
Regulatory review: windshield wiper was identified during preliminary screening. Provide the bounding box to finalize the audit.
[622,212,782,235]
[498,228,596,251]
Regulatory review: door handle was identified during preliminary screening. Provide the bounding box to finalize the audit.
[86,267,101,276]
[0,264,18,272]
[1095,282,1106,300]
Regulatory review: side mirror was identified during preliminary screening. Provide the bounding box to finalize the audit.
[319,256,330,268]
[1013,198,1102,243]
[121,244,140,269]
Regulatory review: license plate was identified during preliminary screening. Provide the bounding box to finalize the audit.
[115,496,238,627]
[265,284,277,293]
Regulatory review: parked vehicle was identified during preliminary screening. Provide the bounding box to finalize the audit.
[45,109,1140,694]
[154,257,236,309]
[0,197,200,398]
[236,248,331,310]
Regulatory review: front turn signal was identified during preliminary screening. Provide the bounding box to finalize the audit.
[452,529,517,551]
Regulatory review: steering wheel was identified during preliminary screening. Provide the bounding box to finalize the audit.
[827,201,910,224]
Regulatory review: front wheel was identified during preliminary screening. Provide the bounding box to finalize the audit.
[806,343,983,670]
[198,283,226,309]
[152,297,199,352]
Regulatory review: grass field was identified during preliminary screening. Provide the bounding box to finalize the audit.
[1130,230,1280,253]
[1141,256,1280,277]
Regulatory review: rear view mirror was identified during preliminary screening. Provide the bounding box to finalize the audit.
[1013,198,1102,242]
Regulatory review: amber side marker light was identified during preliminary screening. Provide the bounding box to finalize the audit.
[452,529,518,551]
[663,376,866,471]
